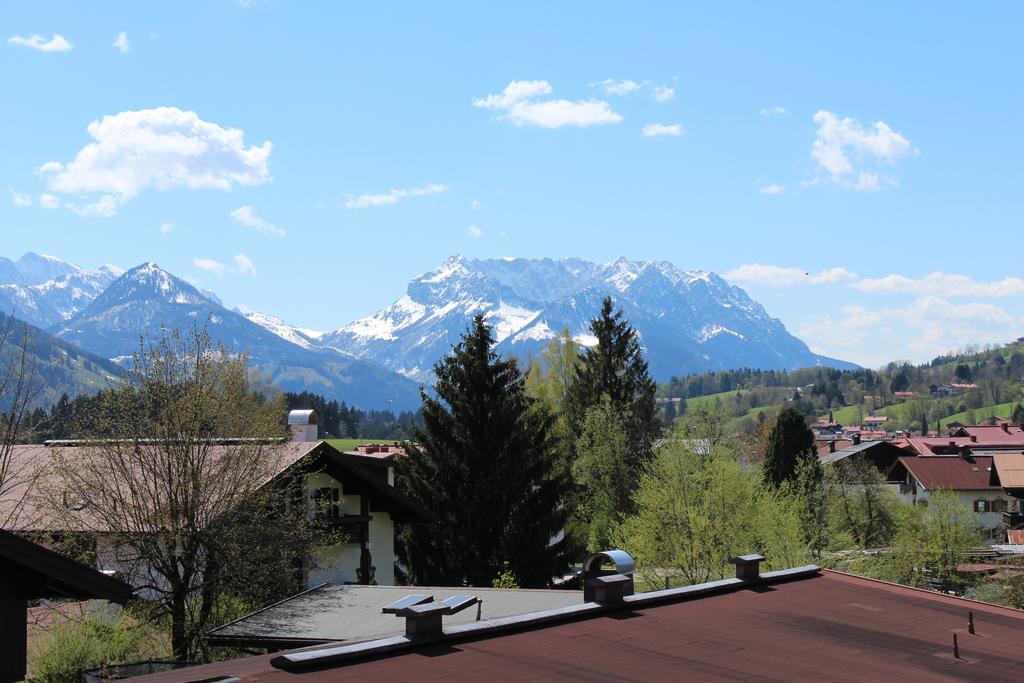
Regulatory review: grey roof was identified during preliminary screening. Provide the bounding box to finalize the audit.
[818,439,906,466]
[207,583,583,648]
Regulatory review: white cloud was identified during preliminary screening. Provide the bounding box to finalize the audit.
[641,123,683,138]
[39,193,60,210]
[760,106,787,117]
[234,253,256,277]
[599,79,641,96]
[9,190,31,207]
[852,272,1024,298]
[470,199,481,211]
[473,80,622,129]
[758,184,784,195]
[811,110,911,190]
[193,258,225,276]
[112,32,130,53]
[652,85,675,103]
[725,263,857,287]
[37,107,271,216]
[8,34,72,52]
[159,222,174,234]
[800,297,1017,366]
[67,194,117,217]
[230,205,285,237]
[345,183,447,209]
[467,225,482,238]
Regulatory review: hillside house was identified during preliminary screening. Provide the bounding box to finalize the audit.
[0,410,431,591]
[930,383,980,396]
[889,455,1017,540]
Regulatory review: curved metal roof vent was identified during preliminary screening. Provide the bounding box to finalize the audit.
[288,409,319,426]
[288,409,320,442]
[582,549,635,604]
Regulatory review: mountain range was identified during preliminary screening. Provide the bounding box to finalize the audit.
[323,256,855,381]
[0,252,855,410]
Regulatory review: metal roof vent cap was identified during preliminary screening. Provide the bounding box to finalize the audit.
[288,409,319,442]
[730,554,766,582]
[582,550,635,603]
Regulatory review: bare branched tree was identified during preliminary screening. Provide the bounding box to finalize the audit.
[44,327,327,659]
[0,314,45,530]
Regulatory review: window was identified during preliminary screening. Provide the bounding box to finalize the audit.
[313,487,341,518]
[991,499,1008,513]
[974,500,988,513]
[974,499,1007,513]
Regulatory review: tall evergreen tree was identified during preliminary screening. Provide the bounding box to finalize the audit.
[397,315,568,587]
[763,406,816,487]
[565,297,658,476]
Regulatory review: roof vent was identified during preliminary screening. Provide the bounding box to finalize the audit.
[288,409,319,442]
[730,554,766,582]
[384,594,480,639]
[582,550,635,603]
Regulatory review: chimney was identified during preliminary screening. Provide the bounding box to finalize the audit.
[730,554,765,582]
[829,440,836,454]
[287,409,319,442]
[853,434,861,445]
[582,550,635,603]
[970,435,978,442]
[1002,423,1010,433]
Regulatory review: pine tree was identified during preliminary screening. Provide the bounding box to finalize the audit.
[763,406,816,487]
[565,296,658,482]
[397,315,568,587]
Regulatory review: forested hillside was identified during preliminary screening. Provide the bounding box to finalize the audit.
[660,340,1024,433]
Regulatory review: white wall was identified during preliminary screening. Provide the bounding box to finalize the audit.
[303,473,397,586]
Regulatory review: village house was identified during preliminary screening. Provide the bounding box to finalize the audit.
[822,426,1024,543]
[0,410,431,591]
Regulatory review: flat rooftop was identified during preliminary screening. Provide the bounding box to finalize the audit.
[137,569,1024,682]
[207,583,582,648]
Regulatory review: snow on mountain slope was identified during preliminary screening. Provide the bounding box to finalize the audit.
[54,263,422,411]
[323,255,857,381]
[240,309,325,349]
[0,252,123,328]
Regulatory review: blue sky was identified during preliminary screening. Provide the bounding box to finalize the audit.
[2,2,1022,368]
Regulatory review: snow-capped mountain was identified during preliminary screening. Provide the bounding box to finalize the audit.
[323,255,856,381]
[239,308,325,350]
[0,252,123,328]
[54,263,422,411]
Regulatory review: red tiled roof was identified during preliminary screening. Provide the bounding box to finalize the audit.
[957,424,1024,439]
[899,455,999,491]
[1008,529,1024,544]
[134,570,1024,682]
[906,432,1024,455]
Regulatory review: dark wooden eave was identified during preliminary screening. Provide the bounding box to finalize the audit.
[0,528,134,602]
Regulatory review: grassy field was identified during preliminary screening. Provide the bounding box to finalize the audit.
[939,402,1017,428]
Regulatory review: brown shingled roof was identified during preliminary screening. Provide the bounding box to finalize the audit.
[899,455,999,491]
[134,569,1024,682]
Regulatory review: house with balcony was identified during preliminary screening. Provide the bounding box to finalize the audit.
[0,410,431,591]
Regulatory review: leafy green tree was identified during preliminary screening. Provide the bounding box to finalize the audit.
[524,328,580,475]
[827,459,904,548]
[763,406,816,487]
[565,296,658,486]
[905,490,980,592]
[572,396,631,551]
[614,420,808,588]
[1012,403,1024,425]
[398,315,568,588]
[790,454,829,559]
[955,363,973,382]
